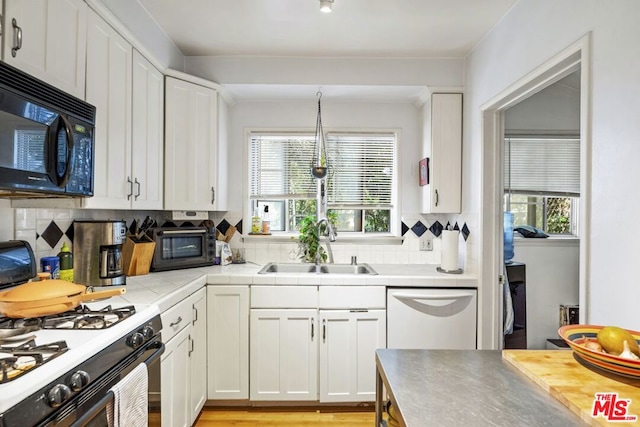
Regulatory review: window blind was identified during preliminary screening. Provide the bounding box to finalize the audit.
[326,133,394,207]
[249,133,317,199]
[249,132,395,207]
[504,137,580,197]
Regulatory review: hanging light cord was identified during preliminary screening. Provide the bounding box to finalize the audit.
[314,91,325,167]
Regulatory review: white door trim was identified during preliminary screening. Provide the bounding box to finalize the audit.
[479,33,592,349]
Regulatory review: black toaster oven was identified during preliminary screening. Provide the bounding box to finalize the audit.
[148,226,216,272]
[0,240,36,290]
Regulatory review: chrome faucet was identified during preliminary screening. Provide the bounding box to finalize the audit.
[315,217,336,265]
[316,217,337,242]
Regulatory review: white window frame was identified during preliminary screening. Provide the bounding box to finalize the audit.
[244,128,401,238]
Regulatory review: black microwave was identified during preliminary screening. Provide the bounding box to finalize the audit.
[149,227,216,272]
[0,61,95,198]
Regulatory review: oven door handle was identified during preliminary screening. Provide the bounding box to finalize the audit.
[69,341,165,427]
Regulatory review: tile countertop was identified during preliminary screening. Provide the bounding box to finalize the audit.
[112,263,477,312]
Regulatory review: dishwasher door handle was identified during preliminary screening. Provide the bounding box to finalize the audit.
[393,292,473,300]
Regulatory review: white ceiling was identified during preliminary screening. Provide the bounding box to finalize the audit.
[134,0,518,101]
[137,0,518,58]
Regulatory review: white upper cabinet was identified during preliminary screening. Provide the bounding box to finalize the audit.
[131,49,164,210]
[3,0,87,99]
[83,9,132,209]
[83,10,164,210]
[164,76,218,211]
[421,93,463,213]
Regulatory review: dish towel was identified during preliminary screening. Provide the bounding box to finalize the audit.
[503,264,514,335]
[106,363,148,427]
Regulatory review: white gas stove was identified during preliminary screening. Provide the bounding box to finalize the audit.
[0,302,162,427]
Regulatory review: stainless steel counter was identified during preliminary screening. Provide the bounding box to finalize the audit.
[375,349,583,426]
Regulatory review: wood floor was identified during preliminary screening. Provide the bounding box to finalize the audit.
[194,407,378,427]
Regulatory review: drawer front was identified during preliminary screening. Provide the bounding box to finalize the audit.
[161,298,193,342]
[250,286,318,308]
[319,286,386,309]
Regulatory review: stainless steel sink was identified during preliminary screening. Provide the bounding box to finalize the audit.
[258,262,378,275]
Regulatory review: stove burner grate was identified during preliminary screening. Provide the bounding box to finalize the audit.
[0,305,136,330]
[0,340,68,384]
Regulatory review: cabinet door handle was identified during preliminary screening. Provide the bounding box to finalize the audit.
[435,189,439,206]
[127,177,133,200]
[169,316,183,327]
[311,317,314,340]
[11,19,22,57]
[211,187,215,204]
[134,178,141,200]
[188,335,194,357]
[192,305,198,325]
[322,319,326,342]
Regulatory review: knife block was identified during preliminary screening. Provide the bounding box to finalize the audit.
[122,235,156,276]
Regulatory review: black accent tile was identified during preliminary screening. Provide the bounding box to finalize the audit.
[36,232,40,240]
[65,223,74,243]
[445,221,451,231]
[161,221,177,227]
[41,221,63,249]
[217,219,231,235]
[235,219,243,235]
[429,221,443,238]
[411,221,427,237]
[182,221,195,227]
[453,222,460,231]
[401,222,409,236]
[462,223,471,241]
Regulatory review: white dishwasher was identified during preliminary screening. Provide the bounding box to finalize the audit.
[387,288,477,349]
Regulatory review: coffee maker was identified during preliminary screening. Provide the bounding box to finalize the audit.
[73,220,127,286]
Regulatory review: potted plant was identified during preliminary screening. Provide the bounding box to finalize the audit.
[297,215,327,263]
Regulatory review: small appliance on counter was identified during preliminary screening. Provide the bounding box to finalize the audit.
[0,240,36,290]
[148,225,216,271]
[73,220,127,286]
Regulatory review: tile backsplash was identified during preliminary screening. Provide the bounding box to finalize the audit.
[7,208,477,274]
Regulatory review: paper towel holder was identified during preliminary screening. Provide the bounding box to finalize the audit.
[437,266,463,274]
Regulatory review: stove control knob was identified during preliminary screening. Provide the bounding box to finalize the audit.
[48,384,72,408]
[140,325,155,340]
[69,370,91,392]
[128,332,145,349]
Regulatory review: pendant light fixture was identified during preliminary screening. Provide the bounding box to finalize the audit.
[319,0,334,13]
[311,91,328,179]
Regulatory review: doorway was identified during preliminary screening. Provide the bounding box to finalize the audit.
[479,35,591,349]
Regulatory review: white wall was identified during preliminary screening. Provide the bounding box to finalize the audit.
[505,72,580,134]
[227,100,422,214]
[465,0,640,333]
[512,239,580,349]
[186,56,463,87]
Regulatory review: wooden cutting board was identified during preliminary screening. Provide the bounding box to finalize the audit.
[503,350,640,426]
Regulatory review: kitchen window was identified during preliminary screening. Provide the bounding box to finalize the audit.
[504,136,580,236]
[249,131,397,234]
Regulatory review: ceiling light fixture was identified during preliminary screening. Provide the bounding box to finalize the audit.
[319,0,334,13]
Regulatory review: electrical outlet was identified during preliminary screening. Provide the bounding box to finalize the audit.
[419,235,433,251]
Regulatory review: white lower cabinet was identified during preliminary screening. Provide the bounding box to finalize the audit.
[160,287,207,426]
[318,286,386,403]
[247,285,385,403]
[319,309,386,402]
[250,309,318,401]
[207,286,249,400]
[188,288,207,425]
[161,325,190,427]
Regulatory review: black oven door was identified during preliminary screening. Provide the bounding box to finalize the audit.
[52,339,164,427]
